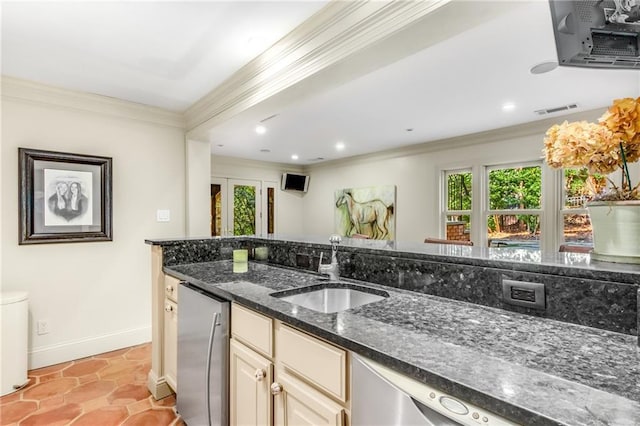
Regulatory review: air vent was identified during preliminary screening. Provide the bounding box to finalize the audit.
[575,0,599,23]
[534,104,578,115]
[307,157,325,162]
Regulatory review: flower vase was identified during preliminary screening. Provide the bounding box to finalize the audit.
[587,201,640,263]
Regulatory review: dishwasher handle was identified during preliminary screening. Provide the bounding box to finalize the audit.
[411,397,463,426]
[205,311,221,426]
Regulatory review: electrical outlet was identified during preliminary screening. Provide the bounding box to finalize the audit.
[37,319,50,335]
[501,277,546,310]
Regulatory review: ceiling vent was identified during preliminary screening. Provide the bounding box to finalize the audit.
[534,103,578,115]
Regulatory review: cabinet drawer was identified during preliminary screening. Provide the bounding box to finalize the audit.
[231,304,273,358]
[164,274,180,303]
[276,323,347,402]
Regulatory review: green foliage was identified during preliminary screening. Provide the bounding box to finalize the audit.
[233,186,256,235]
[564,168,606,202]
[447,172,472,210]
[487,166,541,234]
[489,166,541,209]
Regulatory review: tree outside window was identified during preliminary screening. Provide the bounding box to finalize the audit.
[487,164,542,248]
[444,170,472,242]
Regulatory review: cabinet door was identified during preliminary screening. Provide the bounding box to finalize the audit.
[163,299,178,392]
[230,339,273,426]
[273,370,344,426]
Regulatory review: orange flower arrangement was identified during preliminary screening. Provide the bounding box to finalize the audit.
[543,97,640,200]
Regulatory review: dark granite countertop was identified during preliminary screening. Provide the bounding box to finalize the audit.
[165,260,640,426]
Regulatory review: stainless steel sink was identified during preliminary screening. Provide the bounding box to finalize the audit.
[272,284,388,314]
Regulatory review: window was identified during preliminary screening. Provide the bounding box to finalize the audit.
[443,170,472,243]
[486,163,542,249]
[560,168,605,246]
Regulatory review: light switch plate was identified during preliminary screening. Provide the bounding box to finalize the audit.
[156,209,170,222]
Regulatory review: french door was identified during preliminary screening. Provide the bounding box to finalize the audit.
[211,178,276,236]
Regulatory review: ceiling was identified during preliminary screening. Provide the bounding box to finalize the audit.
[1,1,327,111]
[2,1,639,166]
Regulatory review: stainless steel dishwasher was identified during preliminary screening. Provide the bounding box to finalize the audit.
[177,283,230,426]
[351,354,517,426]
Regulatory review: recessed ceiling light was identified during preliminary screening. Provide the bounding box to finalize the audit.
[255,125,266,134]
[530,61,558,75]
[502,102,516,112]
[291,154,299,160]
[335,141,345,151]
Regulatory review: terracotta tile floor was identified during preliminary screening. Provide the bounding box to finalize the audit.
[0,343,183,426]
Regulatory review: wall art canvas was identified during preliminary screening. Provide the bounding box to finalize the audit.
[19,148,112,244]
[335,185,396,240]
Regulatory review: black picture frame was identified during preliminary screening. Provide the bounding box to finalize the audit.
[19,148,113,244]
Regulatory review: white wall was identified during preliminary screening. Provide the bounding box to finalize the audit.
[211,155,305,235]
[1,78,186,368]
[302,110,610,243]
[186,139,211,237]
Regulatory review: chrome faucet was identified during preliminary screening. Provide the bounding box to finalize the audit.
[318,235,342,281]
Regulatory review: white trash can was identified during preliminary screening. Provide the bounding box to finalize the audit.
[0,291,29,396]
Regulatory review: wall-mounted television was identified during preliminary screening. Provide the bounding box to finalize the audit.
[549,0,640,69]
[281,173,310,192]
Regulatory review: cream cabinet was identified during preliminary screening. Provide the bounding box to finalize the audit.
[163,275,180,393]
[273,370,344,426]
[230,303,349,426]
[148,244,182,399]
[230,339,273,426]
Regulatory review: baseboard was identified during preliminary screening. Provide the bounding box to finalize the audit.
[29,326,151,369]
[147,370,175,400]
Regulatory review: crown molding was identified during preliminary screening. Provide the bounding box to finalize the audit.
[1,76,185,129]
[212,154,304,174]
[304,108,607,172]
[184,0,452,134]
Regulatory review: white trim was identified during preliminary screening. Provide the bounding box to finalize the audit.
[185,0,455,133]
[1,76,185,129]
[29,326,151,369]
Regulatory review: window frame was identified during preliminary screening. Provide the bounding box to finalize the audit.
[484,161,545,249]
[441,160,557,249]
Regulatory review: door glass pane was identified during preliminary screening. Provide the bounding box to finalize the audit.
[267,187,275,234]
[233,185,256,236]
[488,166,541,210]
[211,184,222,236]
[487,214,540,248]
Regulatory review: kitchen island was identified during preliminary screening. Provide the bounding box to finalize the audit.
[147,236,640,426]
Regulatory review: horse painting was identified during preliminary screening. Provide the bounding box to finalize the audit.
[335,190,394,240]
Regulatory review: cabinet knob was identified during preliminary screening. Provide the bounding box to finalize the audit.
[270,382,283,395]
[255,369,266,382]
[165,304,173,312]
[166,285,173,293]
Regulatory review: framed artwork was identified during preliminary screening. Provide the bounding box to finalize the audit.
[19,148,113,244]
[335,185,396,240]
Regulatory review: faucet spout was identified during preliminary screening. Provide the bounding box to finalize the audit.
[318,235,342,281]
